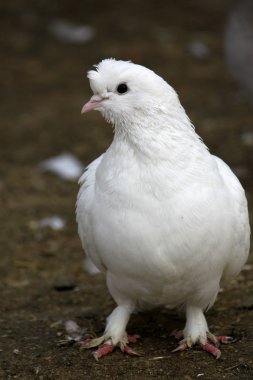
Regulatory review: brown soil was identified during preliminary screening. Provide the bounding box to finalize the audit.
[0,0,252,379]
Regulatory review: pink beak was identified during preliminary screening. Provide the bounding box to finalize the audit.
[81,95,104,114]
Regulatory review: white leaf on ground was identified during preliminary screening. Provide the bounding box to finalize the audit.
[48,19,95,44]
[39,153,84,181]
[39,216,65,230]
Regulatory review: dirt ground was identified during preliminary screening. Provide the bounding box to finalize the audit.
[1,0,253,379]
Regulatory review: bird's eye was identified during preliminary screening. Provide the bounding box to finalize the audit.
[116,83,128,94]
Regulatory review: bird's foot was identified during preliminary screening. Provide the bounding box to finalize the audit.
[171,330,234,359]
[81,334,140,360]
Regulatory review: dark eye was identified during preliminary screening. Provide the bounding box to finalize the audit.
[117,83,128,94]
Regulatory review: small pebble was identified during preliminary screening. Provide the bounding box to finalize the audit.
[188,41,210,59]
[241,131,253,146]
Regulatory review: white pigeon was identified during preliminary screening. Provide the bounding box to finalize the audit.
[76,59,250,359]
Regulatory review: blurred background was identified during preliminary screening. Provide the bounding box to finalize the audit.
[1,0,253,378]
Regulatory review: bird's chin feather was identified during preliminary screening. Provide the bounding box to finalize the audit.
[100,108,117,128]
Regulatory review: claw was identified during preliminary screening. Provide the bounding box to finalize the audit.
[172,341,189,352]
[207,332,219,345]
[123,344,142,356]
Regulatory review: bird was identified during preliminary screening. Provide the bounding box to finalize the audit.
[76,58,250,360]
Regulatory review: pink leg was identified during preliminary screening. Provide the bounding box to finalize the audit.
[82,334,140,360]
[172,332,234,359]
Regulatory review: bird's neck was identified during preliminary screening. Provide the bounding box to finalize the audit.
[112,106,207,162]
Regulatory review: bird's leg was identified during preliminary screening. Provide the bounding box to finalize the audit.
[90,334,140,360]
[81,305,140,359]
[172,305,233,359]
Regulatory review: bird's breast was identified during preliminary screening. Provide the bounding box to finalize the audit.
[90,162,232,281]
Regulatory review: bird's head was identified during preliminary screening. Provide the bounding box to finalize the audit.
[81,59,180,128]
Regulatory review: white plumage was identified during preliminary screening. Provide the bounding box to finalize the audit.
[76,59,250,358]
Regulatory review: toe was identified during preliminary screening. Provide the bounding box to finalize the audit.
[171,330,184,340]
[215,335,235,344]
[122,344,142,356]
[127,334,139,344]
[93,343,115,360]
[201,342,221,359]
[172,340,189,352]
[80,336,105,349]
